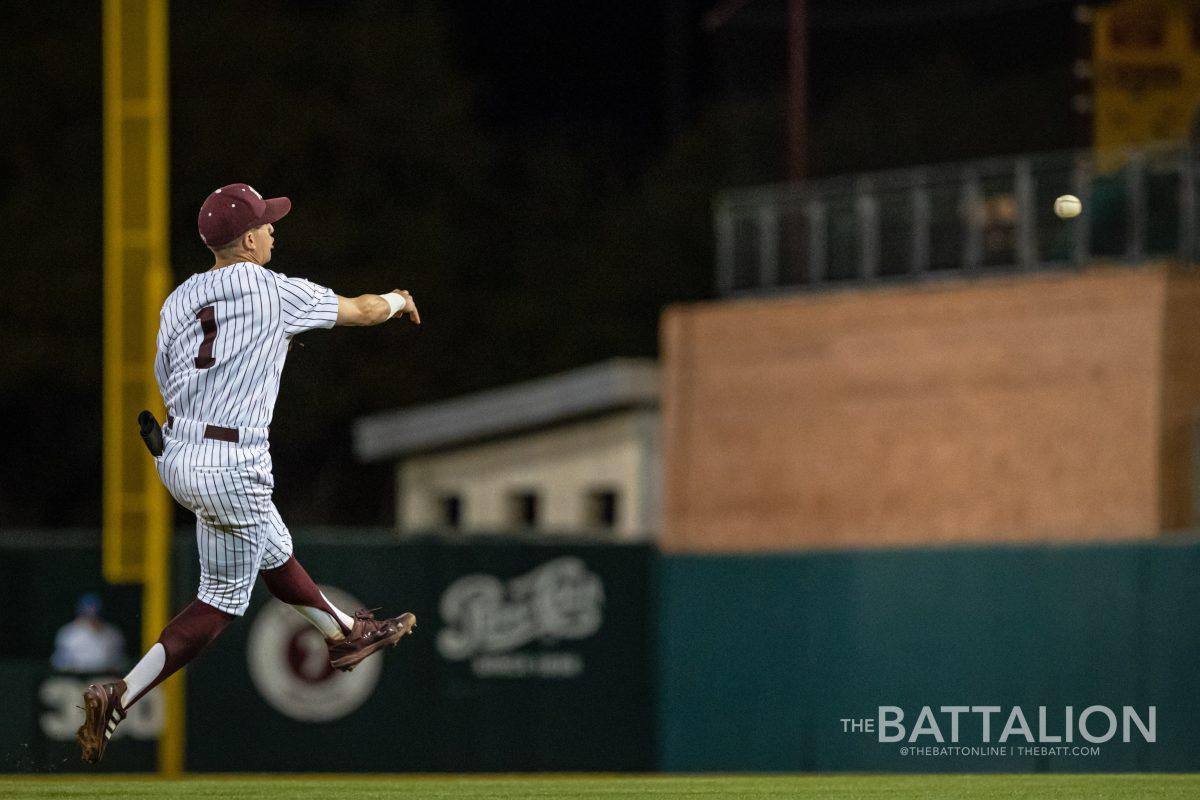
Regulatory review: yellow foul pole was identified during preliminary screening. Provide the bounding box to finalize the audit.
[102,0,183,775]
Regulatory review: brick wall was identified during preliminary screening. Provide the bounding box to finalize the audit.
[662,265,1200,551]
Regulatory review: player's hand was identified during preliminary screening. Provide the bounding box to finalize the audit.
[391,289,420,325]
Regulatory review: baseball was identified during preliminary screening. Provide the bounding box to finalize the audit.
[1054,194,1082,219]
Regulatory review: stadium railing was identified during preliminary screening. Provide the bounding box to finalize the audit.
[715,143,1198,296]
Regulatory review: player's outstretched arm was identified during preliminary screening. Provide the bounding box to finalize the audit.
[335,290,420,327]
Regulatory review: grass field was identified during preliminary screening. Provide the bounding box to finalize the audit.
[2,774,1199,800]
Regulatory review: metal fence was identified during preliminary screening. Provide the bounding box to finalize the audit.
[714,144,1199,296]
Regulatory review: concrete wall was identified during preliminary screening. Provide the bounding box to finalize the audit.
[661,265,1200,552]
[398,410,660,540]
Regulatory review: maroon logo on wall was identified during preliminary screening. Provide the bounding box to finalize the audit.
[247,585,381,721]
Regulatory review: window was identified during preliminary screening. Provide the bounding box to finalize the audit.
[438,494,462,529]
[586,488,619,530]
[507,490,539,528]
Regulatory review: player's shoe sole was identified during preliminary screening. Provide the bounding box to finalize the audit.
[329,612,416,672]
[77,679,127,765]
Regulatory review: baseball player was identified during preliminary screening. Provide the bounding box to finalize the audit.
[77,183,420,764]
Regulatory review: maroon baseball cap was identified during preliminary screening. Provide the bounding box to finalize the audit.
[197,183,291,247]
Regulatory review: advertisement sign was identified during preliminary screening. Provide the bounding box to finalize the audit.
[182,537,656,772]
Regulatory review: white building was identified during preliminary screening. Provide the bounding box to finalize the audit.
[353,359,660,541]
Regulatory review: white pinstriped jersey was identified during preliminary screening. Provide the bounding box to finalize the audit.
[154,262,339,429]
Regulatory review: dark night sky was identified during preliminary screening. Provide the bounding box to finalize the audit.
[0,0,1081,529]
[447,0,1080,174]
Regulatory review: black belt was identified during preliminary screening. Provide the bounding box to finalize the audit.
[167,415,240,443]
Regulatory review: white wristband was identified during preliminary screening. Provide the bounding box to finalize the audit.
[382,292,407,316]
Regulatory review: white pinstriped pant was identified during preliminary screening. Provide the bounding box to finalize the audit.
[156,417,293,615]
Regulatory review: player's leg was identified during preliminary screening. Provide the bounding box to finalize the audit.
[120,515,258,706]
[121,505,254,707]
[78,491,259,763]
[257,506,354,639]
[256,502,415,671]
[78,519,249,763]
[261,557,355,639]
[77,596,233,764]
[120,598,234,708]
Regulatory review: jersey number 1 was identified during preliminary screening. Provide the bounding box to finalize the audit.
[194,306,218,369]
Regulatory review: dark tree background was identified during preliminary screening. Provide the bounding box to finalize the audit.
[0,0,1078,529]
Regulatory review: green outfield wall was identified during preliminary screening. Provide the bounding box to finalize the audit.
[4,533,1200,773]
[176,535,657,772]
[0,533,149,772]
[658,539,1200,772]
